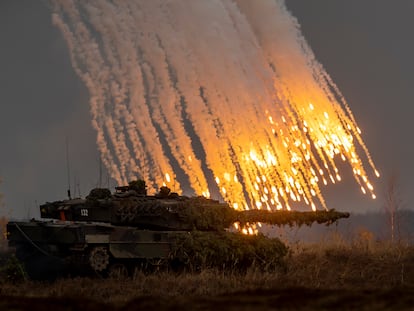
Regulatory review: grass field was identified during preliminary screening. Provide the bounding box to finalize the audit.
[0,239,413,310]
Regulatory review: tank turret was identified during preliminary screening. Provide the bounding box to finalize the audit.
[39,180,349,230]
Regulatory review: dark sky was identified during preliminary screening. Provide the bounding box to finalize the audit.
[0,1,413,219]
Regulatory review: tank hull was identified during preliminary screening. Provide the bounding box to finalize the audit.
[7,220,187,279]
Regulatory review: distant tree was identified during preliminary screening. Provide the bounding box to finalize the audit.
[383,172,404,243]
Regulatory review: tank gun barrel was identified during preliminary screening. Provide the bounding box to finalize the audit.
[232,209,350,227]
[162,204,350,230]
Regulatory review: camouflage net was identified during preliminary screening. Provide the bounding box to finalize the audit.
[86,188,112,200]
[170,231,288,271]
[111,195,350,230]
[110,182,350,230]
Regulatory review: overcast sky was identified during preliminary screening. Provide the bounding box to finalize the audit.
[1,1,413,219]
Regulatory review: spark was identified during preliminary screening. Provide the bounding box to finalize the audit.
[165,173,171,183]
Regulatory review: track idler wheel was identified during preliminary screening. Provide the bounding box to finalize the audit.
[89,246,110,272]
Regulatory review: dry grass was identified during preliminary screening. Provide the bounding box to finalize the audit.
[0,240,413,308]
[282,240,414,289]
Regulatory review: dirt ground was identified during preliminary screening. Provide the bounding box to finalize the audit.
[1,287,413,311]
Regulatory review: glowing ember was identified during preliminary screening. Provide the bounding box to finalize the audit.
[50,0,379,211]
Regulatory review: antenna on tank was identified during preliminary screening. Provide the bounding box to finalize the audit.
[66,137,72,200]
[73,174,81,198]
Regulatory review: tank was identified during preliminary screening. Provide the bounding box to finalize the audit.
[7,180,349,279]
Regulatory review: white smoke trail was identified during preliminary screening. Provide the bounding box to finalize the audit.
[51,1,124,184]
[49,0,379,210]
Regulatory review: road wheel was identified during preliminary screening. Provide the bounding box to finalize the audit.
[89,246,109,272]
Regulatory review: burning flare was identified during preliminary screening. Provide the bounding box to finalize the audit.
[49,0,379,211]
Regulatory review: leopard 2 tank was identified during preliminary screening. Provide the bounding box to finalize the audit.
[7,180,348,279]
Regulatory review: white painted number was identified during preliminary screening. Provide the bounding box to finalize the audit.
[81,209,89,217]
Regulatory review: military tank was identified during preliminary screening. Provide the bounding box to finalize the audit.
[7,180,349,279]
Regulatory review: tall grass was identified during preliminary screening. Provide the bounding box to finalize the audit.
[282,240,414,289]
[0,239,412,306]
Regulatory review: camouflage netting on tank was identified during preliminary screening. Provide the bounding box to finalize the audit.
[169,231,288,271]
[112,196,235,231]
[182,197,235,231]
[86,188,112,200]
[127,180,147,195]
[79,182,350,230]
[111,193,350,230]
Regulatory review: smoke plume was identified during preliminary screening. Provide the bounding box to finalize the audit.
[49,0,379,211]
